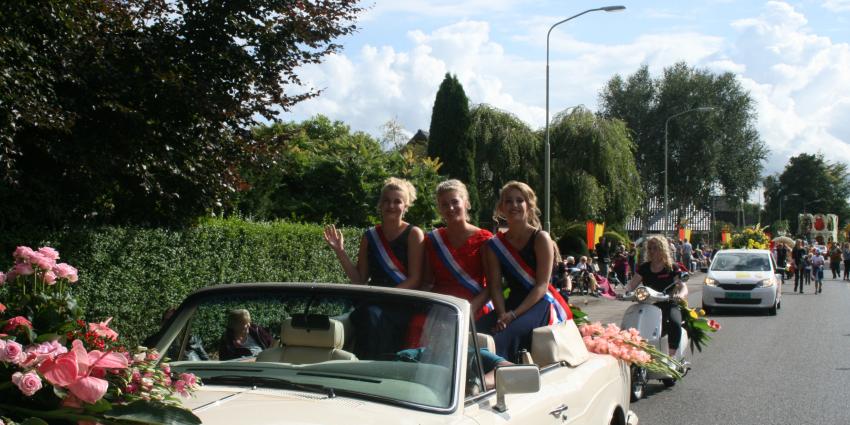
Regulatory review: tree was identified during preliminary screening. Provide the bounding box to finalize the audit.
[237,116,441,227]
[599,62,767,225]
[427,73,479,218]
[547,107,643,228]
[763,153,850,234]
[0,0,364,229]
[379,116,409,151]
[468,104,542,224]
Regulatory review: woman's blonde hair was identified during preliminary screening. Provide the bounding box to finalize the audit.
[644,235,673,270]
[227,309,250,332]
[435,179,471,221]
[377,177,417,214]
[492,181,541,229]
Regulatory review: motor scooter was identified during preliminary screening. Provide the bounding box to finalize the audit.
[619,274,691,401]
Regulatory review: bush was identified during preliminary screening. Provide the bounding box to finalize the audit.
[0,218,361,347]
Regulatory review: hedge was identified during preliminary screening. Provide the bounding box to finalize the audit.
[0,218,362,347]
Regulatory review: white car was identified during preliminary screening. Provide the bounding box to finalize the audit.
[152,283,638,425]
[702,249,783,315]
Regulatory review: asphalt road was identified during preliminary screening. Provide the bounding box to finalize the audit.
[575,273,850,425]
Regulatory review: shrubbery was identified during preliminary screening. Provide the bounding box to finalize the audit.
[0,218,362,347]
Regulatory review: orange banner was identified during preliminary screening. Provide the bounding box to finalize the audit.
[586,221,605,248]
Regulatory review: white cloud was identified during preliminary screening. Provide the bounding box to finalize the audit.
[822,0,850,12]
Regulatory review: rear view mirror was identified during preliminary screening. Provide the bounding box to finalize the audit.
[493,365,540,412]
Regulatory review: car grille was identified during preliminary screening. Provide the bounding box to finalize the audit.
[718,283,757,291]
[715,298,762,304]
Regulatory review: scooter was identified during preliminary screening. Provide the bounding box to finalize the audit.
[619,274,691,401]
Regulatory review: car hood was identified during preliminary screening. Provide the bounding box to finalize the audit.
[708,270,771,283]
[184,386,453,425]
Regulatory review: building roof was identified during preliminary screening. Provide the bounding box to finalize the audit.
[625,197,712,232]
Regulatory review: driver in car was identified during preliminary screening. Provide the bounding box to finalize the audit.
[624,235,688,356]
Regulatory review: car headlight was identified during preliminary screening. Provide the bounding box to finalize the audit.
[758,278,774,287]
[704,277,716,286]
[635,287,650,301]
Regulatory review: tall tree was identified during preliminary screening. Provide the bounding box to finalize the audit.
[763,153,850,234]
[427,73,479,218]
[599,62,767,226]
[548,107,643,227]
[468,104,542,225]
[0,0,363,229]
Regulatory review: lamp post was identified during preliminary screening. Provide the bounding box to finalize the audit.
[663,106,716,237]
[544,5,625,232]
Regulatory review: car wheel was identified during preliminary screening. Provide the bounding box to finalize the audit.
[661,378,676,388]
[630,366,647,402]
[768,302,777,316]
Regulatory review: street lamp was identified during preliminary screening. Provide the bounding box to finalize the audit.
[663,106,716,237]
[544,5,625,232]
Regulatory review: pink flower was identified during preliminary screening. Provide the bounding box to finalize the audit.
[22,340,68,368]
[30,253,56,271]
[12,371,43,396]
[37,247,60,261]
[3,316,33,333]
[38,339,129,404]
[13,246,36,262]
[2,339,25,364]
[43,271,57,285]
[14,262,34,276]
[0,271,5,285]
[4,269,16,282]
[88,317,119,341]
[180,372,197,387]
[173,380,189,397]
[53,263,79,283]
[707,319,721,331]
[0,303,6,314]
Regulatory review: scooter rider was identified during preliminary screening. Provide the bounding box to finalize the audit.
[624,234,688,356]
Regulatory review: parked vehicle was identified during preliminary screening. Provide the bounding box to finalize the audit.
[702,249,782,315]
[150,283,638,425]
[619,280,691,401]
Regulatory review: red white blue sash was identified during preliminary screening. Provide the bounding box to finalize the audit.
[487,232,572,324]
[366,225,407,285]
[428,230,492,311]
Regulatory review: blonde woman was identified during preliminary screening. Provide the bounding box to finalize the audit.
[481,181,571,360]
[625,235,688,356]
[323,177,424,359]
[323,177,424,289]
[423,179,493,319]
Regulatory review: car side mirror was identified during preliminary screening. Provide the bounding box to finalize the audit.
[493,365,540,412]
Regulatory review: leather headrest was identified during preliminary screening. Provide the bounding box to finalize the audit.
[281,317,344,349]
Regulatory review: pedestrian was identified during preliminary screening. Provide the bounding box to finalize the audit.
[612,246,629,286]
[803,251,812,286]
[842,243,850,281]
[792,239,806,294]
[829,243,842,279]
[627,242,637,279]
[595,236,611,279]
[812,249,825,294]
[681,238,693,271]
[775,243,789,280]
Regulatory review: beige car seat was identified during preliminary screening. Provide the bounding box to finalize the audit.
[256,316,357,364]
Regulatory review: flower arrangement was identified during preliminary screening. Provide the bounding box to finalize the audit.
[678,300,721,352]
[579,322,684,380]
[1,246,201,425]
[725,223,770,250]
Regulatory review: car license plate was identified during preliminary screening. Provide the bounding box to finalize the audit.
[726,292,751,299]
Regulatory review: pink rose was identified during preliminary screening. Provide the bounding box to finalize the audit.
[180,372,197,387]
[14,262,34,276]
[43,271,57,285]
[3,340,25,364]
[13,246,36,262]
[37,247,60,261]
[22,341,68,368]
[0,303,6,314]
[53,263,79,283]
[12,371,43,396]
[30,253,55,271]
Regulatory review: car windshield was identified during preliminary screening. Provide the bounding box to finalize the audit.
[155,286,460,410]
[710,253,771,272]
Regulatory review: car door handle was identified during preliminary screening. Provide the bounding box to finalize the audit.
[549,404,569,418]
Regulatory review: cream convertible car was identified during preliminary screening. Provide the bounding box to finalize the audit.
[152,283,638,425]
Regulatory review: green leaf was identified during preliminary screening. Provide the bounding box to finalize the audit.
[85,398,114,414]
[36,333,60,343]
[21,418,50,425]
[103,401,202,425]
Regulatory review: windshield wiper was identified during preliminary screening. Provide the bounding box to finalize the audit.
[203,375,338,398]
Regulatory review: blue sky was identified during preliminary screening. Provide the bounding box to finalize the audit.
[285,0,850,180]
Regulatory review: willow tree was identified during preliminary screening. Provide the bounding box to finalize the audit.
[468,104,541,225]
[548,107,643,228]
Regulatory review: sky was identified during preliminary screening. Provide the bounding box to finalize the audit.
[284,0,850,181]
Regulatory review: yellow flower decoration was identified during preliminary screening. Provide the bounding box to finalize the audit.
[689,309,698,319]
